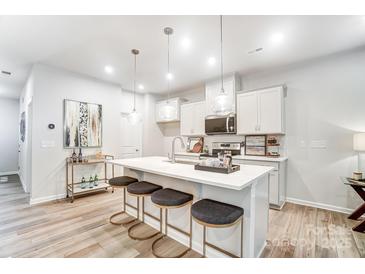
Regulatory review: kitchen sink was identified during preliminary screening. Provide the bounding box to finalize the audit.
[163,159,199,165]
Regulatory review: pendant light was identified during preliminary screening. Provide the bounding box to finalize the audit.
[159,27,176,121]
[127,49,142,125]
[212,15,231,114]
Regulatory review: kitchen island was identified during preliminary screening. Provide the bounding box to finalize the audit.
[109,156,273,258]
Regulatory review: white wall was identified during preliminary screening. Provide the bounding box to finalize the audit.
[18,69,34,192]
[161,48,365,211]
[0,97,19,174]
[241,49,365,211]
[28,64,145,203]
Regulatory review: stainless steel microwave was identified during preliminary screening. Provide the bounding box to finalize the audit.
[205,114,236,135]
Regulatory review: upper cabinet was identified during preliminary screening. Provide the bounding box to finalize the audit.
[237,86,285,135]
[155,97,182,123]
[205,74,241,116]
[180,101,206,136]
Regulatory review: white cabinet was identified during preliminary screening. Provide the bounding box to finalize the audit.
[180,101,205,136]
[237,86,285,135]
[155,98,181,123]
[205,74,241,116]
[232,159,287,210]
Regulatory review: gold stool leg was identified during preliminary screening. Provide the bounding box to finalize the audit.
[152,205,192,258]
[203,225,206,258]
[128,196,161,241]
[109,188,136,225]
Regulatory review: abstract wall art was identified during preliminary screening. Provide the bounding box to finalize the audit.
[20,111,26,143]
[64,99,102,148]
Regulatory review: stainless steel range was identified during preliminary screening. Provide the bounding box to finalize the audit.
[200,142,242,158]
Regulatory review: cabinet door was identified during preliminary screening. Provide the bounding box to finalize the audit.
[236,91,258,134]
[180,103,194,136]
[257,87,284,134]
[269,171,279,205]
[193,101,206,135]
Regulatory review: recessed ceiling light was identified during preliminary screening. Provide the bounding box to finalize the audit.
[138,84,145,90]
[181,37,192,49]
[208,57,216,66]
[104,65,114,74]
[166,72,173,80]
[270,32,284,44]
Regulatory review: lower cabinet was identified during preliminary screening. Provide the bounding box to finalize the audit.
[233,159,287,210]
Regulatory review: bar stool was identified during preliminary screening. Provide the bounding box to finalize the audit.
[150,188,193,258]
[127,181,163,240]
[108,176,138,225]
[191,199,244,258]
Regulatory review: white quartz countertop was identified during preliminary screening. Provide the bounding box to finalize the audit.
[232,155,288,162]
[109,156,273,191]
[175,152,288,162]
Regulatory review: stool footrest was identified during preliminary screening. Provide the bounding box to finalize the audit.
[128,221,161,241]
[109,211,136,225]
[152,235,191,258]
[205,241,239,258]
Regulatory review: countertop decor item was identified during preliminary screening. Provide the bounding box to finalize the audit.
[65,154,114,202]
[187,137,204,153]
[245,135,267,156]
[127,49,142,125]
[64,99,102,148]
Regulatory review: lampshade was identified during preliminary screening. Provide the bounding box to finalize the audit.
[127,109,142,125]
[353,133,365,151]
[213,92,232,114]
[159,103,176,121]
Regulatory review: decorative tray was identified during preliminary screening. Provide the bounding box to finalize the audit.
[194,164,240,174]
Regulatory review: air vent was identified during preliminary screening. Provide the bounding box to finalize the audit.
[1,70,11,75]
[248,47,263,54]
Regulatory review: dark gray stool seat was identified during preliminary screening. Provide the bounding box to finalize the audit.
[192,199,244,225]
[151,188,193,207]
[109,176,138,187]
[127,181,162,195]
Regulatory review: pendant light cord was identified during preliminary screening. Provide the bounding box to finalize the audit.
[167,32,170,102]
[133,53,137,112]
[220,15,224,94]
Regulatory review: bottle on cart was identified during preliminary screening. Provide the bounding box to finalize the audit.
[72,149,77,163]
[89,175,94,188]
[81,176,86,189]
[78,148,83,163]
[94,174,99,186]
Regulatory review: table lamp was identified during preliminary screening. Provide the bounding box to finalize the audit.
[353,133,365,179]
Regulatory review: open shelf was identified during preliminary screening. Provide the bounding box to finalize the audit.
[69,182,110,194]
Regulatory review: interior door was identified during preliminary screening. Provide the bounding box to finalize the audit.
[120,113,143,159]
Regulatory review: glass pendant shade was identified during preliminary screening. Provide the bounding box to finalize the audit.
[159,102,176,121]
[127,109,142,125]
[213,91,231,114]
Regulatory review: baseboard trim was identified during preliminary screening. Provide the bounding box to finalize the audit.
[0,171,18,176]
[30,193,66,205]
[286,197,354,215]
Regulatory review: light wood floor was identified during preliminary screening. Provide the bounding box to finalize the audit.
[0,175,364,258]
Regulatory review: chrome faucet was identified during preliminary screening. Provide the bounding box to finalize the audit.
[169,136,185,164]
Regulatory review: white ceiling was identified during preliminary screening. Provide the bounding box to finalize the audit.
[1,15,365,98]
